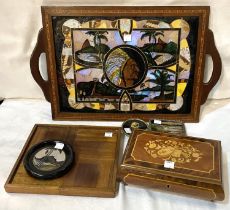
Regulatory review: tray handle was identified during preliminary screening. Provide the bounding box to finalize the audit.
[30,28,50,102]
[201,29,222,105]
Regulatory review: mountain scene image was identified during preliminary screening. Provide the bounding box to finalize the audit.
[73,29,123,67]
[128,29,180,68]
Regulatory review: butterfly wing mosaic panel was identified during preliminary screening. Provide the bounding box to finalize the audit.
[52,15,198,114]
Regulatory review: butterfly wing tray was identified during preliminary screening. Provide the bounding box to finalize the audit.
[30,6,221,122]
[119,129,224,201]
[4,124,122,197]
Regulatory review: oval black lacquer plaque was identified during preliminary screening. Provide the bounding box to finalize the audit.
[23,140,74,179]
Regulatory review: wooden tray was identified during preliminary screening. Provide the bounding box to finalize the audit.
[5,124,122,197]
[31,6,221,122]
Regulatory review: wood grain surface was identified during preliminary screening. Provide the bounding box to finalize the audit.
[5,124,122,197]
[119,129,225,201]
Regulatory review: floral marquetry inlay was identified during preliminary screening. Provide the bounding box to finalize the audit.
[144,139,203,164]
[130,132,216,173]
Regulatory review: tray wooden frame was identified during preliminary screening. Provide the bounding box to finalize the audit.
[30,6,221,122]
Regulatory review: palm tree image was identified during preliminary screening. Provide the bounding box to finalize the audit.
[140,30,178,67]
[85,31,109,61]
[140,30,164,44]
[75,30,110,67]
[140,30,165,66]
[146,69,174,99]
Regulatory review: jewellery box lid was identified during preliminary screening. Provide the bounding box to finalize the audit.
[120,129,222,185]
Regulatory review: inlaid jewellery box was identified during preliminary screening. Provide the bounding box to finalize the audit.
[119,129,225,201]
[31,6,221,122]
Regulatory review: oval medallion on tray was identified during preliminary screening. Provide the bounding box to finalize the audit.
[23,140,74,179]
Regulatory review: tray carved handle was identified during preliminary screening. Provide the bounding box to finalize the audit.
[201,29,222,105]
[30,28,50,102]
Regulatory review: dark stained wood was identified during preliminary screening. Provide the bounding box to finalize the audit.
[119,129,225,201]
[30,6,221,122]
[30,28,51,102]
[4,124,122,197]
[201,29,222,105]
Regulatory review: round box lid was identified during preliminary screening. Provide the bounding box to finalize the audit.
[122,119,148,136]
